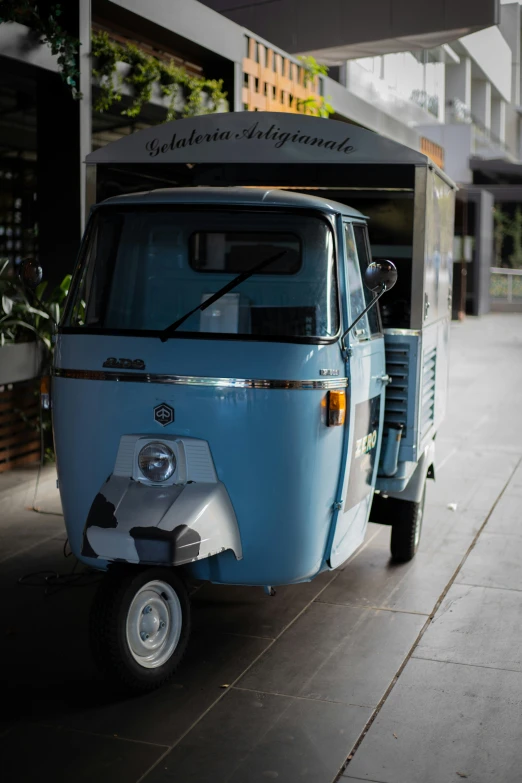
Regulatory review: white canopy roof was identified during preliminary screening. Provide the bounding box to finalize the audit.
[86,111,428,167]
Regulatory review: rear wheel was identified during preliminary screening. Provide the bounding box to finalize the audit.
[390,485,426,562]
[90,566,190,694]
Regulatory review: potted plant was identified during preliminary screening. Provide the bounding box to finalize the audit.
[0,258,48,386]
[0,258,74,467]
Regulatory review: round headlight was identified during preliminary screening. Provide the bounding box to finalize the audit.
[138,442,176,482]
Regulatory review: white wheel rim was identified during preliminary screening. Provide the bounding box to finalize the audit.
[126,580,182,669]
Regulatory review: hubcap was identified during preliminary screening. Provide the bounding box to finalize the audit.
[126,580,182,669]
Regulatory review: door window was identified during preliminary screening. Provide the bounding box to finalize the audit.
[344,223,369,340]
[353,224,381,336]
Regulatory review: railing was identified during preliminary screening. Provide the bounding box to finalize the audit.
[490,267,522,303]
[447,98,510,155]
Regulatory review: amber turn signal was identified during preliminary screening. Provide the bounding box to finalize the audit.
[327,390,346,426]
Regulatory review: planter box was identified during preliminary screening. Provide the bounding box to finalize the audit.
[0,342,44,386]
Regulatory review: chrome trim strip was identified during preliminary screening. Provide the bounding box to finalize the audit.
[52,368,348,390]
[383,328,421,337]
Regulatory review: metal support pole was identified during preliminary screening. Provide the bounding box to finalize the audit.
[507,273,513,303]
[79,0,92,232]
[233,60,243,112]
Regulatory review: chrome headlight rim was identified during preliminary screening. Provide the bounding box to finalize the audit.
[138,441,176,483]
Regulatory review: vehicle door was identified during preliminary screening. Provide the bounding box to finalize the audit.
[329,221,387,568]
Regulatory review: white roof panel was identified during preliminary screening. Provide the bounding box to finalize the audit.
[86,111,428,166]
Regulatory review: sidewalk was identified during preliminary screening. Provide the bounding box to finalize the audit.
[343,315,522,783]
[0,313,521,783]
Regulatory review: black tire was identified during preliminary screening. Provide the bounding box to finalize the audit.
[90,566,191,694]
[389,485,426,563]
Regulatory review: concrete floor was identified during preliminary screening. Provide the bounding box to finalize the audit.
[1,313,521,783]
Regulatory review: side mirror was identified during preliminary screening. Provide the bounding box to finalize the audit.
[364,260,398,293]
[341,260,398,352]
[19,258,43,289]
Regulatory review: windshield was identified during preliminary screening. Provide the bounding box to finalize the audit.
[65,207,339,342]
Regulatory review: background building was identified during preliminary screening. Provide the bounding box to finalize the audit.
[2,0,521,315]
[202,0,522,316]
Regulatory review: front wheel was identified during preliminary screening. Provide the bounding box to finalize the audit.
[390,485,426,563]
[90,566,191,694]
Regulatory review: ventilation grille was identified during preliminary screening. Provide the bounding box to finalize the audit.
[421,346,437,438]
[384,344,410,430]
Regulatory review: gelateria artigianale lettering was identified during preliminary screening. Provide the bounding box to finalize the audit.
[145,121,355,157]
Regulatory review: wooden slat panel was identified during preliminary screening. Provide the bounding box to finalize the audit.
[0,392,37,410]
[0,418,38,438]
[0,379,37,396]
[0,450,40,473]
[0,439,41,462]
[0,404,40,424]
[0,378,41,472]
[0,430,39,449]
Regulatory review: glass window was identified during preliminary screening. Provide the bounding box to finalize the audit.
[353,224,381,336]
[65,208,339,341]
[344,223,369,340]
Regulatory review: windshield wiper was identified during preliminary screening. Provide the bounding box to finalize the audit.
[160,250,287,342]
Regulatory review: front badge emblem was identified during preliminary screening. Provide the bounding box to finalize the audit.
[154,403,174,426]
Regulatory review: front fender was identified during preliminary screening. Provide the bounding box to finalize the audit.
[82,477,242,566]
[384,438,436,503]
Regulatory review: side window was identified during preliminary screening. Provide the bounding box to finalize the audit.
[353,223,381,336]
[344,223,369,340]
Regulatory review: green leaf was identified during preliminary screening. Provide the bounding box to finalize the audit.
[59,274,71,295]
[25,305,50,319]
[2,295,13,315]
[35,281,48,300]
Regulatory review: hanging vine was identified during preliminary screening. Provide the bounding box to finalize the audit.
[91,31,228,120]
[0,1,81,97]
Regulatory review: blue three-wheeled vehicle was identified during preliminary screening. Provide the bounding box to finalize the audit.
[45,113,455,691]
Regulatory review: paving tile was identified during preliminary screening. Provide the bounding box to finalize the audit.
[317,518,471,615]
[466,408,522,451]
[504,459,522,496]
[456,532,522,592]
[344,658,522,783]
[239,602,425,708]
[414,583,522,672]
[0,723,164,783]
[0,509,64,564]
[481,492,522,537]
[420,503,484,548]
[192,568,336,640]
[143,687,370,783]
[37,630,270,747]
[426,459,518,513]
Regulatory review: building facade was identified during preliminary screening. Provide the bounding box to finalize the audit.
[0,0,448,287]
[203,0,522,316]
[2,0,520,315]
